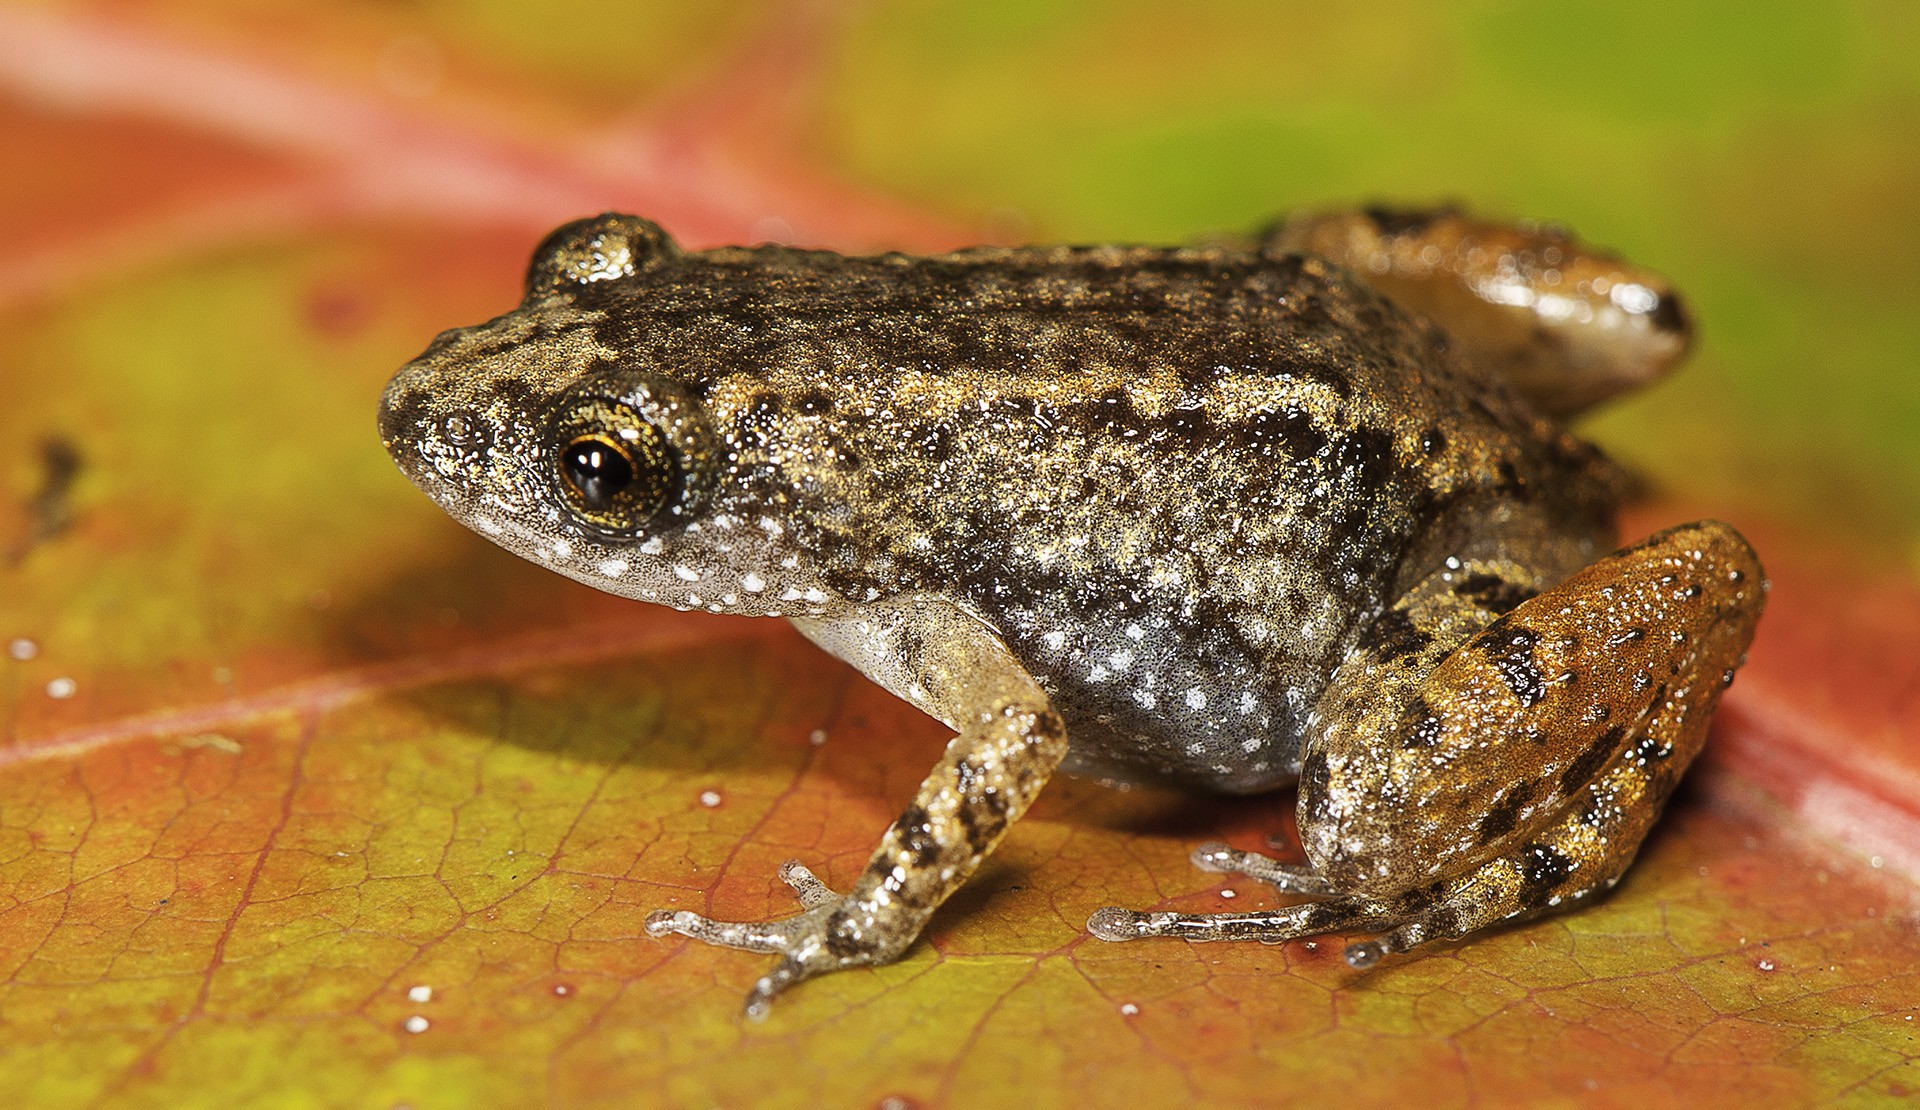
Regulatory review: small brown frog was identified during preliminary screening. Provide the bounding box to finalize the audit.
[379,207,1764,1018]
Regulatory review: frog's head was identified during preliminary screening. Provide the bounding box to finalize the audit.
[379,213,842,616]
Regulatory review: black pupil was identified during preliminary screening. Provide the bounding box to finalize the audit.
[563,437,635,510]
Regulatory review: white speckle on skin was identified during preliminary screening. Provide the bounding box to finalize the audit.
[597,559,629,577]
[404,1016,430,1034]
[673,565,702,582]
[1125,624,1144,641]
[639,537,664,555]
[1133,689,1156,709]
[741,572,766,593]
[803,588,828,603]
[780,587,804,601]
[475,517,504,536]
[408,985,432,1003]
[1239,692,1258,714]
[1108,649,1134,671]
[1185,688,1207,710]
[46,677,76,699]
[1043,630,1067,651]
[552,539,572,559]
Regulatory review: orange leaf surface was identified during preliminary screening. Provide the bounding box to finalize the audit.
[3,4,1917,1106]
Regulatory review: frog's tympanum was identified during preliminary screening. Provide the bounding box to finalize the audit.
[380,208,1765,1018]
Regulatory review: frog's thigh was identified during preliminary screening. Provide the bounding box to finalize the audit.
[1302,520,1764,895]
[1092,522,1765,964]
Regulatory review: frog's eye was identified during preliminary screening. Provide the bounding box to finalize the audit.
[554,402,678,531]
[525,214,678,303]
[562,436,638,510]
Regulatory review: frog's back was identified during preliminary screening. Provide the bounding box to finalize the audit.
[589,243,1624,789]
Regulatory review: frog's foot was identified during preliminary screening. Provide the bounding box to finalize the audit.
[1096,523,1766,970]
[1189,841,1335,895]
[1090,803,1635,969]
[1092,816,1604,969]
[646,860,899,1021]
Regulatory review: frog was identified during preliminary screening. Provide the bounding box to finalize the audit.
[377,206,1765,1019]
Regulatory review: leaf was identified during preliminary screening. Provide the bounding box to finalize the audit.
[2,4,1916,1106]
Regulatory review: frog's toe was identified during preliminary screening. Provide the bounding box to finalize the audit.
[775,858,839,908]
[646,860,916,1020]
[644,858,844,953]
[643,906,795,954]
[1086,906,1166,940]
[1086,897,1454,968]
[743,957,810,1022]
[1087,899,1394,947]
[1188,841,1335,895]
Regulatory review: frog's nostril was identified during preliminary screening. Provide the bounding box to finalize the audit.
[441,412,488,448]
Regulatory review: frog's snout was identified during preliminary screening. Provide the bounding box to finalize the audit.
[375,364,424,469]
[376,357,463,490]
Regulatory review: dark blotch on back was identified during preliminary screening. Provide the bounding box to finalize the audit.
[1329,424,1397,491]
[1238,406,1329,462]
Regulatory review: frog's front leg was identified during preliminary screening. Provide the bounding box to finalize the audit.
[646,595,1066,1019]
[1092,521,1765,966]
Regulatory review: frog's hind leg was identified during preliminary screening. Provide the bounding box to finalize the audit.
[1264,207,1692,417]
[1090,521,1766,966]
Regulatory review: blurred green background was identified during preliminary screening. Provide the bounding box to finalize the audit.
[801,0,1919,562]
[26,0,1915,561]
